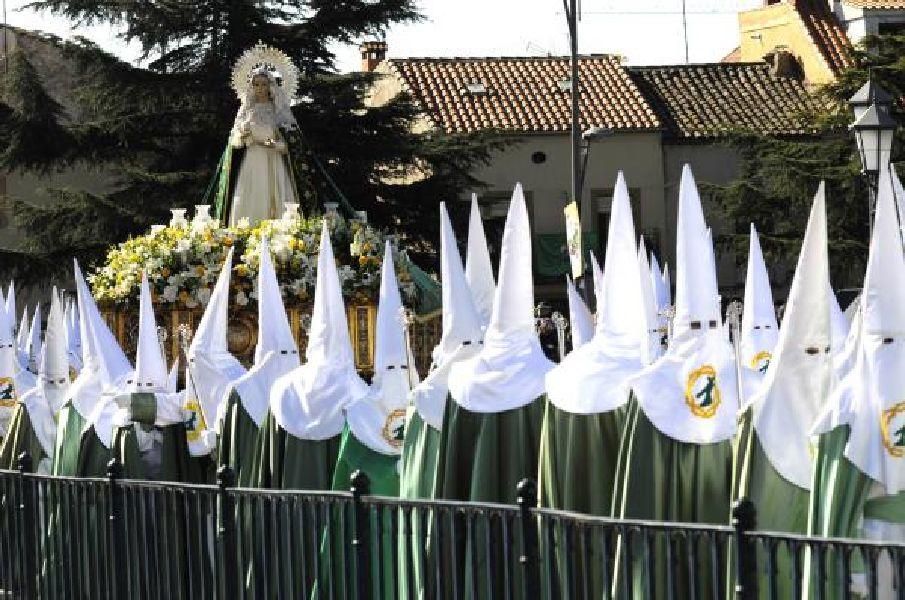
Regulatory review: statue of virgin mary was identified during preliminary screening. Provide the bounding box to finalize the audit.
[211,43,302,226]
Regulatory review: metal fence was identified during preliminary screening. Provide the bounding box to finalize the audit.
[0,453,903,599]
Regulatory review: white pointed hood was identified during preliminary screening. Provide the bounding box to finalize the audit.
[187,248,246,428]
[589,251,605,304]
[627,164,739,444]
[750,184,832,489]
[740,224,779,374]
[347,242,417,455]
[650,253,671,313]
[19,289,68,459]
[411,203,484,430]
[638,237,664,363]
[25,304,42,374]
[167,357,179,393]
[565,276,593,351]
[130,272,168,392]
[69,260,133,441]
[270,222,368,440]
[4,282,14,339]
[831,168,905,493]
[449,183,554,412]
[65,297,82,373]
[16,307,29,369]
[0,289,20,387]
[230,237,300,427]
[892,167,905,241]
[465,194,496,325]
[828,281,849,357]
[546,172,647,414]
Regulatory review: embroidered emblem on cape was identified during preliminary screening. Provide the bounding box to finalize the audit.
[183,399,208,443]
[685,365,721,419]
[749,351,772,374]
[880,401,905,458]
[0,377,17,408]
[382,408,407,449]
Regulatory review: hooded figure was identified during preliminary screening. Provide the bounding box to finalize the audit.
[109,272,211,483]
[261,222,369,490]
[806,168,905,598]
[333,241,416,494]
[219,237,300,486]
[0,288,47,466]
[434,183,555,595]
[16,307,29,371]
[398,202,485,598]
[65,297,83,374]
[539,172,651,597]
[589,250,605,307]
[614,165,740,596]
[739,224,779,391]
[732,187,832,596]
[465,194,496,327]
[565,275,594,351]
[4,282,15,339]
[184,248,246,459]
[638,236,665,363]
[53,260,133,477]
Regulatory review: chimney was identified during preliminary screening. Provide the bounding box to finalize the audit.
[360,40,387,73]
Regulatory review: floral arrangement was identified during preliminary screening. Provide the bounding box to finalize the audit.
[89,208,419,309]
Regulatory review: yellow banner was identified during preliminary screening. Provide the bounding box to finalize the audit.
[563,201,583,279]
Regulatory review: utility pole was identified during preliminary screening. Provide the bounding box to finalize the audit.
[564,0,588,301]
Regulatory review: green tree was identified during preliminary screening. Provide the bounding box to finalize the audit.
[0,1,502,283]
[711,33,905,290]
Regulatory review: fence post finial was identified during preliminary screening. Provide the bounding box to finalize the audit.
[16,451,36,598]
[516,478,540,598]
[732,498,758,599]
[106,457,125,597]
[350,469,372,600]
[16,451,32,474]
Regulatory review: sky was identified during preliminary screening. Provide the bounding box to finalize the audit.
[4,0,764,71]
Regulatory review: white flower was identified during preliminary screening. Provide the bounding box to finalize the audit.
[236,290,248,306]
[175,239,191,254]
[162,285,179,303]
[195,287,211,305]
[237,217,250,228]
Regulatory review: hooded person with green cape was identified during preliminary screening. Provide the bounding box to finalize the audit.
[53,260,134,478]
[183,247,247,468]
[638,236,666,362]
[0,289,66,472]
[615,165,740,598]
[261,220,368,490]
[564,275,593,352]
[219,237,298,487]
[325,241,418,597]
[105,271,215,483]
[434,183,555,595]
[539,172,654,597]
[805,167,905,599]
[397,202,485,599]
[734,187,834,597]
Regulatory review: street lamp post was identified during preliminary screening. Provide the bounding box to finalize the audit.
[849,79,896,235]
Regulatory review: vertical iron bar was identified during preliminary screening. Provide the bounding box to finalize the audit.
[516,479,540,598]
[107,458,126,599]
[350,470,372,600]
[17,452,35,599]
[217,466,238,599]
[732,498,758,599]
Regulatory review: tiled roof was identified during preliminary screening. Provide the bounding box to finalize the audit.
[628,63,821,140]
[386,55,661,134]
[797,0,855,74]
[841,0,905,8]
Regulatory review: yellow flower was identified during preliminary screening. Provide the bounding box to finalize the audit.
[359,255,368,267]
[195,265,205,276]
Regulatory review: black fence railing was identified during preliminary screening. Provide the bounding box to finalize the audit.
[0,453,903,599]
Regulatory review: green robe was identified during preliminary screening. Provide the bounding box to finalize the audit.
[52,401,110,477]
[734,410,810,598]
[398,410,442,600]
[804,425,877,599]
[613,399,733,599]
[250,412,342,598]
[538,401,627,599]
[319,424,400,599]
[218,389,263,487]
[0,403,47,471]
[434,393,546,598]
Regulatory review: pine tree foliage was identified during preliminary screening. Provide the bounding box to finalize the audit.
[711,33,905,289]
[1,1,502,284]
